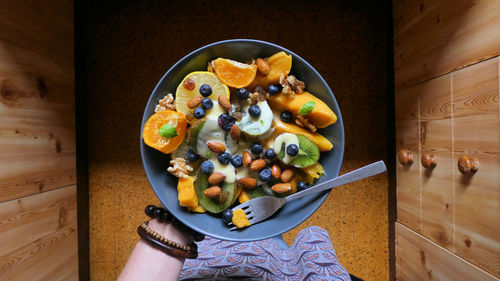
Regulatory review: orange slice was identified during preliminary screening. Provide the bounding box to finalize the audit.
[211,58,257,88]
[142,110,187,154]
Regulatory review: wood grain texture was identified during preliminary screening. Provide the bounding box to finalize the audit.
[396,84,420,232]
[452,58,500,277]
[417,75,454,249]
[393,0,500,90]
[0,186,78,280]
[0,1,76,202]
[396,223,497,281]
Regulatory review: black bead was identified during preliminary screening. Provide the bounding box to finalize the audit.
[145,205,156,217]
[161,211,172,222]
[154,207,165,218]
[193,232,205,242]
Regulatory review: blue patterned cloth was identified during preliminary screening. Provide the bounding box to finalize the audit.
[180,226,351,280]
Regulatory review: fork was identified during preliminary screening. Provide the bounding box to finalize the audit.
[227,160,387,230]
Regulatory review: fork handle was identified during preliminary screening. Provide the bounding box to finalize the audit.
[284,160,387,202]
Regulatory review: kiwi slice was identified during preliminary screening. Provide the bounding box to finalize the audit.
[187,120,205,153]
[290,135,320,168]
[194,169,236,214]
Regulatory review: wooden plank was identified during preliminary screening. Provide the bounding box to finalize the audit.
[0,32,76,202]
[418,75,454,250]
[396,223,497,281]
[452,58,500,277]
[396,84,420,232]
[393,0,500,90]
[0,186,78,280]
[0,0,73,67]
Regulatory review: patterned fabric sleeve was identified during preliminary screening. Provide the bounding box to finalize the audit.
[180,226,351,281]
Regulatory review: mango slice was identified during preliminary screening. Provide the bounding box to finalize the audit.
[267,91,337,129]
[249,52,292,89]
[177,176,198,208]
[232,209,251,228]
[238,190,250,203]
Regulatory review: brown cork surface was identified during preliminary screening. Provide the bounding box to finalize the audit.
[86,1,390,280]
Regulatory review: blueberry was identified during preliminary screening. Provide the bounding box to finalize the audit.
[201,98,213,110]
[268,84,280,95]
[286,144,299,156]
[193,107,205,119]
[297,181,309,191]
[280,111,293,123]
[218,113,235,131]
[259,168,272,182]
[154,207,165,218]
[218,152,231,165]
[201,160,214,174]
[251,143,263,154]
[186,149,199,162]
[222,209,233,224]
[199,84,212,97]
[236,88,249,99]
[144,205,156,217]
[248,105,261,118]
[231,155,243,168]
[264,148,275,159]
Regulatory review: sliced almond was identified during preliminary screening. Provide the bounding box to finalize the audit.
[272,183,291,193]
[208,172,226,185]
[271,164,281,179]
[256,58,271,76]
[229,124,241,140]
[280,169,294,183]
[249,159,266,172]
[242,151,252,167]
[187,97,202,108]
[238,177,257,188]
[208,142,226,153]
[203,186,222,198]
[218,95,232,111]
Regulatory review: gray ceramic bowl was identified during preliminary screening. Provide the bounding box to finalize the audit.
[140,39,344,241]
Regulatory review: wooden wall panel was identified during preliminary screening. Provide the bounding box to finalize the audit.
[0,0,78,280]
[394,0,500,90]
[452,58,500,277]
[396,85,420,232]
[0,186,78,280]
[418,75,454,250]
[0,1,76,202]
[396,223,497,281]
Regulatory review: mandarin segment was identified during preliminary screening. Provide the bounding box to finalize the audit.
[142,110,187,154]
[211,58,257,88]
[249,52,292,89]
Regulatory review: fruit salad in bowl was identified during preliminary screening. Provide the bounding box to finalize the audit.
[141,40,344,241]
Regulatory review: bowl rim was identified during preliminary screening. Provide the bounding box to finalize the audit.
[140,38,345,241]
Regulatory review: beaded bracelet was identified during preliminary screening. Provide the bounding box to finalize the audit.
[138,205,204,259]
[137,221,198,259]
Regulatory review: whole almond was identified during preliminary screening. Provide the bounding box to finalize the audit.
[230,124,241,140]
[218,95,232,111]
[242,151,252,167]
[250,159,266,172]
[280,169,294,183]
[208,172,226,185]
[238,177,257,188]
[272,183,291,193]
[203,186,222,198]
[271,164,281,179]
[208,142,226,153]
[256,58,271,76]
[187,96,202,108]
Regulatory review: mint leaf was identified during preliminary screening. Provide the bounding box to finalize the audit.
[158,124,178,138]
[298,101,316,115]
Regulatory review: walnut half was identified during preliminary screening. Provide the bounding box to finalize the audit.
[155,93,176,112]
[167,158,193,178]
[280,75,305,99]
[295,115,317,133]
